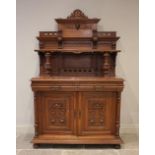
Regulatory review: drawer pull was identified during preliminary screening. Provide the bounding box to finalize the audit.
[59,119,65,123]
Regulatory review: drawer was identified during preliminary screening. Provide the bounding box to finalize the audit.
[31,78,124,92]
[47,85,106,91]
[77,85,105,91]
[48,85,75,91]
[32,83,122,92]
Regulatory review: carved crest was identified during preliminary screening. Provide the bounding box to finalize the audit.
[67,9,88,19]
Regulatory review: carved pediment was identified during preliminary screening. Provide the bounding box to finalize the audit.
[67,9,88,19]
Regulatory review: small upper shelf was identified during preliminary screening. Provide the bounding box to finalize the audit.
[37,31,120,42]
[37,10,120,51]
[34,49,121,54]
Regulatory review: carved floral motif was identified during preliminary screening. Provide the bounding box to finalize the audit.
[67,9,88,19]
[48,102,67,126]
[88,101,105,126]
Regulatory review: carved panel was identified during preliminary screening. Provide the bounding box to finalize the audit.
[79,92,117,136]
[88,101,105,126]
[48,101,66,126]
[41,92,75,135]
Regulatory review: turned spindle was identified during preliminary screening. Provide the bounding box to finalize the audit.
[57,30,63,49]
[92,30,98,49]
[44,52,51,76]
[103,52,111,77]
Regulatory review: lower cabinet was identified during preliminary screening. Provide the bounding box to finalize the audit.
[32,90,122,145]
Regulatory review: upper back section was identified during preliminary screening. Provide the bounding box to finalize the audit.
[55,9,100,38]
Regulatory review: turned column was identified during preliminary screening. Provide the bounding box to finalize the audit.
[103,52,111,77]
[115,92,121,137]
[34,92,39,137]
[57,30,63,49]
[44,52,51,76]
[92,30,98,49]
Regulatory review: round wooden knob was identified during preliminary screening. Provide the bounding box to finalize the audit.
[51,119,55,123]
[60,119,64,123]
[100,119,104,123]
[90,119,94,123]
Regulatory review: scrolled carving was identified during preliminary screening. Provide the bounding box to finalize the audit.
[88,101,105,126]
[48,102,67,126]
[67,9,88,19]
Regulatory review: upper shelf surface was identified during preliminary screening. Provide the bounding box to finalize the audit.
[34,49,121,53]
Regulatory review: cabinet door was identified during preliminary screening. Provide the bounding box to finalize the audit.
[40,92,76,135]
[79,92,117,136]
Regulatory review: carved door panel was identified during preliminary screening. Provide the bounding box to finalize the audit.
[40,92,76,135]
[79,92,117,136]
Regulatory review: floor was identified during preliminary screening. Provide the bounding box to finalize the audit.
[16,133,138,155]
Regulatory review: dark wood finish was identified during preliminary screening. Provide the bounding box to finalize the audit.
[31,9,124,147]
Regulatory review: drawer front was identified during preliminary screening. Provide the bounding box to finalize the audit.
[40,85,116,91]
[48,85,76,91]
[76,85,105,91]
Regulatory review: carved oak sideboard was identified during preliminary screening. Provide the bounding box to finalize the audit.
[31,9,124,148]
